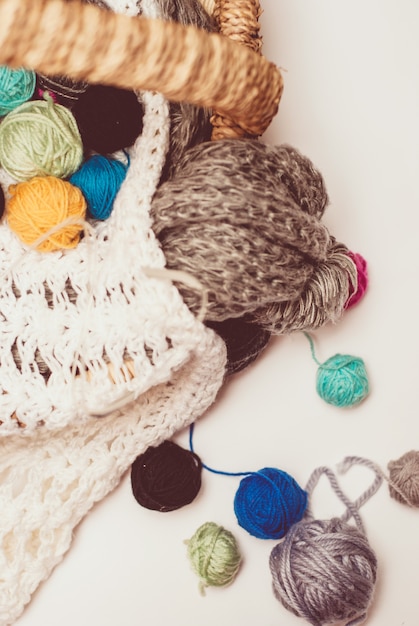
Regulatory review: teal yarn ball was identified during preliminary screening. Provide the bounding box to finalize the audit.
[0,97,83,181]
[186,522,242,594]
[70,154,128,220]
[316,353,369,407]
[0,66,36,116]
[233,467,307,539]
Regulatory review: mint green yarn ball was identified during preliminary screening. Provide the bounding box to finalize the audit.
[0,98,83,181]
[186,522,242,594]
[316,353,369,408]
[0,66,36,116]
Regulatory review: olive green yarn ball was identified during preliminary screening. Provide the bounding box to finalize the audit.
[0,98,83,181]
[186,522,242,593]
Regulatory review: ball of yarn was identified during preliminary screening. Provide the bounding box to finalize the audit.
[345,251,368,309]
[36,73,88,108]
[186,522,242,593]
[316,353,369,408]
[206,317,271,375]
[233,467,307,539]
[0,184,5,219]
[150,139,356,334]
[0,66,36,116]
[70,154,128,220]
[7,176,86,252]
[0,98,83,181]
[269,517,377,625]
[72,85,144,154]
[131,440,202,512]
[387,450,419,506]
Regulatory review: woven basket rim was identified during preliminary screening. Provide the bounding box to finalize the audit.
[0,0,283,136]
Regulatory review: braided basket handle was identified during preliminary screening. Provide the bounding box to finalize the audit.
[0,0,283,137]
[211,0,264,139]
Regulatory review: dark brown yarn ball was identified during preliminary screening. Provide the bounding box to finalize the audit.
[72,85,144,154]
[0,184,4,219]
[206,318,271,375]
[131,440,202,512]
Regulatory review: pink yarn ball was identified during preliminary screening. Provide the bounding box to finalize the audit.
[345,251,368,309]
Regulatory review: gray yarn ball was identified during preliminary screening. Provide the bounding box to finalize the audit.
[150,139,356,334]
[269,518,377,626]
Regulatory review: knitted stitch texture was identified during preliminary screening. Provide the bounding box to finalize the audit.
[0,0,226,622]
[0,74,217,434]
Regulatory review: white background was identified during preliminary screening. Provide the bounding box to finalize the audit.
[17,1,419,625]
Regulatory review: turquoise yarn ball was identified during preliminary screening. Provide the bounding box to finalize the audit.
[233,467,307,539]
[70,154,128,220]
[0,66,36,116]
[316,353,369,407]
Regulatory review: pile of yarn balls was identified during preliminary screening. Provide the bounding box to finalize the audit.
[0,65,142,251]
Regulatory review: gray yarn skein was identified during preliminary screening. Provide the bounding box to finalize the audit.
[269,459,382,626]
[150,139,357,334]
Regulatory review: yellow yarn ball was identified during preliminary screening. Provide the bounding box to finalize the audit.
[7,176,86,252]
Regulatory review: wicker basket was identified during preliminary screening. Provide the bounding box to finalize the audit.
[0,1,283,623]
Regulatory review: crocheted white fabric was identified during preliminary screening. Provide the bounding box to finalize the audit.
[0,0,219,435]
[0,0,226,623]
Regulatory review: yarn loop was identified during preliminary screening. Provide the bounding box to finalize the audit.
[131,440,202,512]
[233,467,307,539]
[186,522,242,594]
[269,459,383,626]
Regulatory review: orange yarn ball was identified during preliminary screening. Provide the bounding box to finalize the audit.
[7,176,86,252]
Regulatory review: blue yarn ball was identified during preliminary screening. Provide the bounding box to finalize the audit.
[233,467,307,540]
[0,66,36,116]
[316,353,369,408]
[70,154,128,220]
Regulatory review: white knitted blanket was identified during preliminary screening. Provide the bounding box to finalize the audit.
[0,0,226,623]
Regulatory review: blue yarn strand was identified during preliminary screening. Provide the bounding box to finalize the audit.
[189,423,308,540]
[188,423,251,477]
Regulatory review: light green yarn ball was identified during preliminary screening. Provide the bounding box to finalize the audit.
[0,66,36,116]
[316,353,369,408]
[186,522,242,594]
[0,98,83,181]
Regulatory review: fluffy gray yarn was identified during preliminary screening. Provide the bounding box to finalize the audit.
[150,139,357,334]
